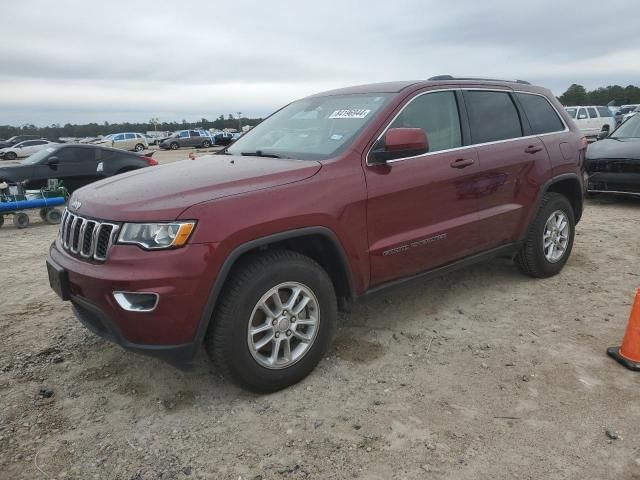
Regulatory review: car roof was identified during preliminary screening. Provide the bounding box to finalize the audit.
[308,78,549,98]
[58,143,139,155]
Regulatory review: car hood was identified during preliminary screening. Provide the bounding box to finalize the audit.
[72,155,322,221]
[587,137,640,160]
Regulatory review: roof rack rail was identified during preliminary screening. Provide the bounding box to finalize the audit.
[428,75,531,85]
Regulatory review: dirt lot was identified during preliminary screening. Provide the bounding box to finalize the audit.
[0,191,639,480]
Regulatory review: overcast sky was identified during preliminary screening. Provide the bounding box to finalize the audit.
[2,0,639,126]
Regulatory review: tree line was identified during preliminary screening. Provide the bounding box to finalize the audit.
[0,114,263,140]
[558,84,640,106]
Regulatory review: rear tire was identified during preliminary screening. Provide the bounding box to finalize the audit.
[515,193,575,278]
[39,208,50,221]
[170,142,179,150]
[13,212,30,229]
[134,143,144,152]
[45,208,62,224]
[205,250,337,392]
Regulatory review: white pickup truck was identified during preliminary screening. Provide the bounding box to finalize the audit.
[564,106,615,139]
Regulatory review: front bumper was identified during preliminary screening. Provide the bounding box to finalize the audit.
[587,172,640,195]
[47,239,221,365]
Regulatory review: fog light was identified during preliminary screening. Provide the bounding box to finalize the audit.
[113,292,159,312]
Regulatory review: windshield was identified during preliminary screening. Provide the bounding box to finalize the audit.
[226,94,391,160]
[6,136,18,142]
[610,114,640,139]
[21,146,57,165]
[565,107,577,119]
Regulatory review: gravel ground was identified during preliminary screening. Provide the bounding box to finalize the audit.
[0,194,639,480]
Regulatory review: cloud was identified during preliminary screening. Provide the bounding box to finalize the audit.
[1,0,639,125]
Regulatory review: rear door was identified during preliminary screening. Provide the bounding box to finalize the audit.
[461,89,550,251]
[34,146,98,192]
[587,107,600,135]
[365,89,481,285]
[111,133,126,150]
[188,130,201,147]
[575,108,589,135]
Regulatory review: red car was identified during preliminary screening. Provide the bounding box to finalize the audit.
[47,77,586,391]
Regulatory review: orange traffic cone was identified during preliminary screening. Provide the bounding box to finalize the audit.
[607,289,640,371]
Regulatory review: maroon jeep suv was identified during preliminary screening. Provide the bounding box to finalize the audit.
[47,77,586,392]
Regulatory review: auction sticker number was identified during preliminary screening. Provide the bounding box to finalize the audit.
[328,109,371,119]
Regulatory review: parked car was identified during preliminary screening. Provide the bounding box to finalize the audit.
[47,77,585,392]
[214,132,234,146]
[0,144,157,193]
[0,135,41,149]
[622,105,640,123]
[614,104,639,126]
[143,134,160,146]
[0,139,59,160]
[158,130,213,150]
[564,106,615,139]
[586,113,640,196]
[96,133,148,152]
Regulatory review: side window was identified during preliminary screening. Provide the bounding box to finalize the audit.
[113,133,125,141]
[464,91,523,144]
[125,133,135,140]
[565,108,577,119]
[190,130,200,137]
[20,141,37,147]
[587,107,598,118]
[33,140,48,146]
[179,131,189,138]
[597,106,612,117]
[577,108,588,120]
[56,147,94,163]
[515,93,565,134]
[388,91,462,153]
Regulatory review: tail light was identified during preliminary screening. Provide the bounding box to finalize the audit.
[142,156,158,166]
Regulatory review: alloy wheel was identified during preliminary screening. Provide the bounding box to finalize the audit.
[543,210,570,263]
[247,282,320,369]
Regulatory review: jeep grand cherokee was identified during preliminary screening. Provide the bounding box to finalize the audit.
[47,76,586,392]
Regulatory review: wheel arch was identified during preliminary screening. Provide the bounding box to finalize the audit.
[543,174,584,223]
[194,227,356,345]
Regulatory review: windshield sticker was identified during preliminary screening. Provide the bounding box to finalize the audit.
[45,148,55,153]
[329,109,371,119]
[330,134,344,141]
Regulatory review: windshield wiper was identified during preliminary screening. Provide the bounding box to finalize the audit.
[240,150,286,159]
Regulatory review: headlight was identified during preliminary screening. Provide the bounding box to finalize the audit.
[118,221,196,250]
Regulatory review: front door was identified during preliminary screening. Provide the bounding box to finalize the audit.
[365,89,482,286]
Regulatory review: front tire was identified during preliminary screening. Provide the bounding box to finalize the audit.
[205,250,337,392]
[5,152,17,160]
[515,192,575,278]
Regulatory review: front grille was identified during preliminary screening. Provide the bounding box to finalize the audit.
[59,209,120,261]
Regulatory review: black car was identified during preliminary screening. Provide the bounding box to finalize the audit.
[0,135,41,149]
[586,114,640,196]
[0,144,157,193]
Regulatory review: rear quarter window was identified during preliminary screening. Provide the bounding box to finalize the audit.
[587,107,598,118]
[515,93,565,134]
[463,91,523,144]
[597,106,612,117]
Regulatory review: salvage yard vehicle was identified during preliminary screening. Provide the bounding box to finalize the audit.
[96,132,148,152]
[564,105,615,139]
[587,113,640,196]
[0,144,157,193]
[158,130,213,150]
[0,139,59,160]
[47,77,586,392]
[0,135,41,149]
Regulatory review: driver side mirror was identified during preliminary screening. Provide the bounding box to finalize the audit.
[369,128,429,164]
[597,130,609,140]
[47,156,59,166]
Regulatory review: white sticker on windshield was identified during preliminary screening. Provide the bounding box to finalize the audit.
[45,148,55,153]
[329,109,371,119]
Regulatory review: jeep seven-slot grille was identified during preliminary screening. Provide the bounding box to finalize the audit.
[59,209,120,261]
